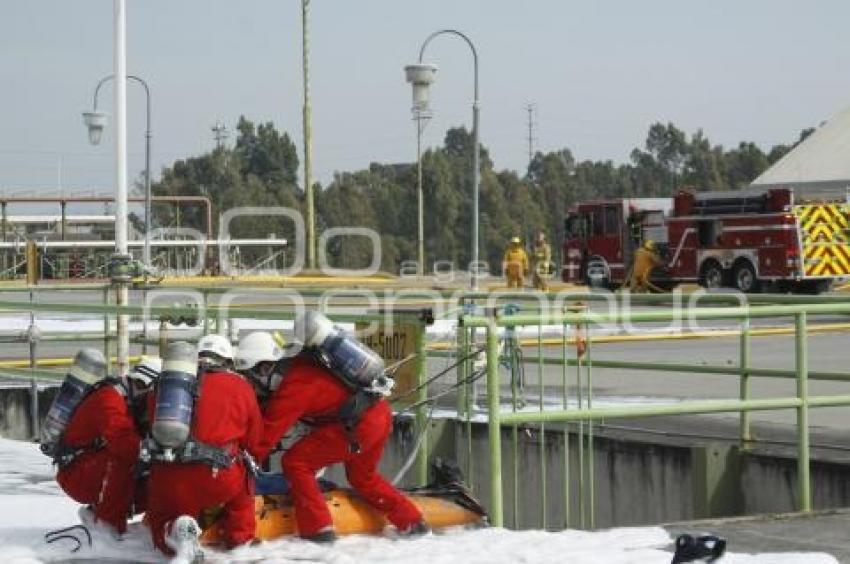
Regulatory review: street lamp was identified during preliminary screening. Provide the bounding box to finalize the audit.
[83,74,152,267]
[404,63,437,277]
[408,30,480,289]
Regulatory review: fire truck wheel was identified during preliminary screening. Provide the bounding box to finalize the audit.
[699,260,725,290]
[732,260,759,293]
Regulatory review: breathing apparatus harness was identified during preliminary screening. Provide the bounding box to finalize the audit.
[49,377,134,469]
[278,346,394,454]
[140,365,240,471]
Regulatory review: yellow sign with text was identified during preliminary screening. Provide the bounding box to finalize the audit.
[357,321,421,405]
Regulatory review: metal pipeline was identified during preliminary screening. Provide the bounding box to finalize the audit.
[0,195,213,241]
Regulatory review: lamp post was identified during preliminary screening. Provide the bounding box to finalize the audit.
[404,64,436,277]
[407,30,480,289]
[83,74,152,267]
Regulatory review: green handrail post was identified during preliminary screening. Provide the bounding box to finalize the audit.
[795,311,811,512]
[586,322,595,529]
[486,318,504,527]
[414,317,429,486]
[740,318,752,448]
[465,323,475,491]
[538,323,546,529]
[457,317,467,418]
[103,286,111,374]
[562,319,570,528]
[202,289,210,335]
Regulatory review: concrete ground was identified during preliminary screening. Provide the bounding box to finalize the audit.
[665,510,850,562]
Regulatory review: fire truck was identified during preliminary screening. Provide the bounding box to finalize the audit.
[562,188,850,293]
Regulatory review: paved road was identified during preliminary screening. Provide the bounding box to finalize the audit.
[665,510,850,562]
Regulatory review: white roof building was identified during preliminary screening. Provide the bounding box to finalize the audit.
[751,106,850,200]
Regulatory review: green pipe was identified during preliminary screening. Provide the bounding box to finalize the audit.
[521,355,850,383]
[414,320,428,486]
[740,319,752,446]
[463,302,850,327]
[796,312,811,512]
[0,298,424,323]
[499,396,808,425]
[486,321,504,527]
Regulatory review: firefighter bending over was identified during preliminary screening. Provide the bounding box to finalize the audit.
[503,236,529,289]
[255,311,427,542]
[628,240,665,293]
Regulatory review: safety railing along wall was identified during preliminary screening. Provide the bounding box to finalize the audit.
[457,300,850,530]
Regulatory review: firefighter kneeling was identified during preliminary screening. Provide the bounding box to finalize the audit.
[144,336,263,557]
[42,350,161,536]
[254,311,427,542]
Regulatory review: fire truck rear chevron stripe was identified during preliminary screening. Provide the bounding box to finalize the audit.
[794,203,850,277]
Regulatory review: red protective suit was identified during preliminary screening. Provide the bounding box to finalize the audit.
[146,370,263,555]
[56,382,142,534]
[258,356,423,538]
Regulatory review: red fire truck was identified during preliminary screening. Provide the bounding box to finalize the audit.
[562,188,850,293]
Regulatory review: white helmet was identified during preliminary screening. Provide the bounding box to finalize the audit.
[197,334,234,361]
[236,331,283,371]
[127,355,162,387]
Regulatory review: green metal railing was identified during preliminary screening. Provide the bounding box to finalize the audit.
[457,301,850,528]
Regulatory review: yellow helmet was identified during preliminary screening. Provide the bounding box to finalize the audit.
[643,239,655,250]
[510,236,521,244]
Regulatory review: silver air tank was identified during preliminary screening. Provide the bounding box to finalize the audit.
[152,341,198,450]
[40,348,108,455]
[294,310,385,388]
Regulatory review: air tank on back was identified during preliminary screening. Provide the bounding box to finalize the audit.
[294,310,385,388]
[40,348,108,455]
[152,341,198,450]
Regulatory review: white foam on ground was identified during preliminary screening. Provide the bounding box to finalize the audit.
[0,437,837,563]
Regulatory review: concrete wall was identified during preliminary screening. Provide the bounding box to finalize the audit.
[4,386,850,529]
[0,385,56,440]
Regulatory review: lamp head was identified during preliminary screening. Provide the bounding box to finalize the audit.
[404,63,438,117]
[82,111,108,145]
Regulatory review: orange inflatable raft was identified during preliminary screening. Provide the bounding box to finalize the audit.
[200,462,487,543]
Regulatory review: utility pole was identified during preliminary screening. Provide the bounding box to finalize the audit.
[113,0,130,378]
[212,121,229,150]
[526,103,537,169]
[302,0,316,270]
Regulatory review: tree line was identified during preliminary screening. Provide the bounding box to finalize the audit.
[148,117,812,273]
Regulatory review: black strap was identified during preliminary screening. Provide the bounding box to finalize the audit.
[143,438,236,470]
[52,437,106,468]
[337,390,379,454]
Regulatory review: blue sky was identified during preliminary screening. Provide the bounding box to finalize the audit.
[2,0,850,205]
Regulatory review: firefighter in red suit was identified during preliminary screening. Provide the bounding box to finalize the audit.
[146,335,263,556]
[256,352,426,542]
[56,356,162,535]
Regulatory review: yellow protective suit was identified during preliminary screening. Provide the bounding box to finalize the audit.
[503,245,529,288]
[628,246,664,293]
[532,241,552,291]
